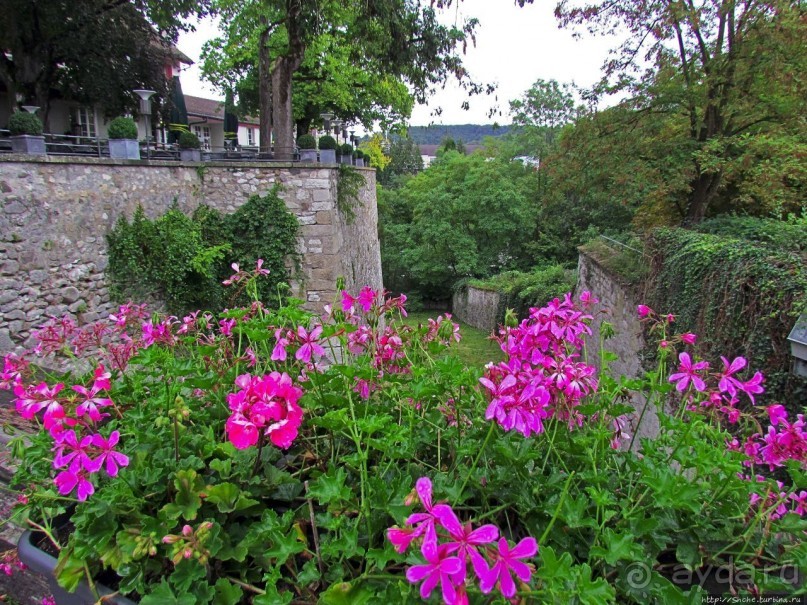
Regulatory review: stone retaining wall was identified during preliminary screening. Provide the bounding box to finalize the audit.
[0,155,381,352]
[452,285,501,332]
[577,251,663,446]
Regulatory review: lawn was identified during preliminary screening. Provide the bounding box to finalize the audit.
[398,310,502,369]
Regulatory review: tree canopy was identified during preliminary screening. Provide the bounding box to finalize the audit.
[0,0,210,124]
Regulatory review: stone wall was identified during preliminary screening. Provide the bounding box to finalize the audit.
[0,155,381,352]
[452,286,501,332]
[577,251,663,446]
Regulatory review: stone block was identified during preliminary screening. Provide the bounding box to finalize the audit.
[1,260,20,275]
[61,287,81,303]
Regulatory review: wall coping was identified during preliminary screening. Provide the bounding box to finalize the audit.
[0,154,376,171]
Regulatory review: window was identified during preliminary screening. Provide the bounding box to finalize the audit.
[73,107,96,138]
[193,125,211,149]
[247,128,255,146]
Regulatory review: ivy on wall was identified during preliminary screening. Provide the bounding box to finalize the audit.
[645,227,807,406]
[106,187,300,315]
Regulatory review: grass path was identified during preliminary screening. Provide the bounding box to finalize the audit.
[398,311,502,369]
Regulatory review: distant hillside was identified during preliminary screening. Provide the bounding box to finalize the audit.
[407,124,511,145]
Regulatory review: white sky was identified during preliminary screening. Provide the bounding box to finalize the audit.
[175,1,619,127]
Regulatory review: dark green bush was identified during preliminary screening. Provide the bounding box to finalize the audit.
[695,215,807,255]
[467,264,578,322]
[339,143,353,156]
[107,187,300,314]
[318,135,337,150]
[178,131,201,149]
[8,112,43,136]
[297,134,316,149]
[645,227,807,406]
[107,117,138,140]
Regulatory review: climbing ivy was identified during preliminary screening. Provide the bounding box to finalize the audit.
[645,227,807,406]
[336,164,365,224]
[107,187,300,315]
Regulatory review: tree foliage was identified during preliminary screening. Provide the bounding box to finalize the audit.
[0,0,210,125]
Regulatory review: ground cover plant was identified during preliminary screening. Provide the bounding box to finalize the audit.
[2,266,805,604]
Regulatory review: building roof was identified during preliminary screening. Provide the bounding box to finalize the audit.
[184,95,259,126]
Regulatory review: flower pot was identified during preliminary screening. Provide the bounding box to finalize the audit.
[180,148,202,162]
[355,158,364,168]
[339,155,352,165]
[299,149,317,163]
[17,530,136,605]
[108,139,140,160]
[11,134,46,155]
[319,149,336,164]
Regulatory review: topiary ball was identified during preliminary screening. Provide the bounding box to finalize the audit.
[297,134,317,149]
[318,135,337,150]
[340,143,353,156]
[178,131,201,149]
[107,117,138,140]
[8,112,43,136]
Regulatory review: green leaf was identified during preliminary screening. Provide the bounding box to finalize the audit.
[590,529,642,566]
[206,482,260,513]
[319,581,373,605]
[308,465,352,508]
[141,580,197,605]
[162,469,205,521]
[169,559,207,594]
[212,578,244,605]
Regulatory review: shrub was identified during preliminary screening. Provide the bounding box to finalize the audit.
[8,111,43,136]
[340,143,353,156]
[296,133,316,149]
[318,135,337,150]
[107,117,138,140]
[178,131,201,149]
[7,286,805,604]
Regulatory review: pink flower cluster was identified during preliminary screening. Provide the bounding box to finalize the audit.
[729,406,806,471]
[10,364,129,501]
[387,478,537,604]
[480,293,600,436]
[225,372,304,450]
[0,549,26,576]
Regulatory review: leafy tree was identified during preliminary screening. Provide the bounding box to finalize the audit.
[556,0,806,223]
[381,152,540,299]
[0,0,210,126]
[378,136,424,187]
[202,0,512,159]
[358,133,391,171]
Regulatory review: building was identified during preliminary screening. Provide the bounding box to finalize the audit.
[183,95,260,151]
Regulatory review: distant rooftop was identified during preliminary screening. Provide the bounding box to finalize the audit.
[185,95,259,126]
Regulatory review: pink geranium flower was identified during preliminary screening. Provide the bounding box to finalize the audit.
[295,325,325,364]
[478,537,538,598]
[669,352,709,392]
[405,545,462,605]
[54,469,94,501]
[87,431,129,477]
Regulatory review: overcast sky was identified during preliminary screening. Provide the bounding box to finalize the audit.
[175,1,619,127]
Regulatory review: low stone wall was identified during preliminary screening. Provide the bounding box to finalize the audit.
[577,251,662,446]
[452,285,500,332]
[0,155,381,352]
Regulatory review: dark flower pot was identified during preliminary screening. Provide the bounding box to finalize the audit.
[299,149,317,163]
[17,530,136,605]
[11,134,46,155]
[319,149,336,164]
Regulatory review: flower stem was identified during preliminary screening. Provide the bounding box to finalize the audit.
[539,470,575,545]
[456,422,496,504]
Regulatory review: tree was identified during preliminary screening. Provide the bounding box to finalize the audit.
[203,0,485,159]
[378,136,424,187]
[0,0,210,125]
[555,0,806,223]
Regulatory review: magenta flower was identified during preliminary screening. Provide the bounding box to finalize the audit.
[73,383,113,422]
[219,318,237,337]
[669,352,709,392]
[357,286,377,313]
[637,305,653,318]
[478,536,538,598]
[255,258,270,276]
[54,469,94,501]
[295,325,325,364]
[52,430,94,472]
[767,405,787,426]
[271,329,290,361]
[739,371,764,403]
[340,291,357,313]
[14,382,65,429]
[405,545,462,604]
[434,505,498,584]
[680,332,697,345]
[87,431,129,477]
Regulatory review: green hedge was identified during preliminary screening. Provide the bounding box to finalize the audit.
[107,188,299,315]
[468,264,577,322]
[645,227,807,406]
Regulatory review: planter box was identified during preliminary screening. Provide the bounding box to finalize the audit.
[339,155,352,165]
[11,134,46,155]
[355,158,364,167]
[299,149,317,163]
[180,148,202,162]
[18,530,136,605]
[108,139,140,160]
[319,149,336,164]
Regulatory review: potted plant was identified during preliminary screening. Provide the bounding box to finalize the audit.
[178,131,202,162]
[107,117,140,160]
[318,135,337,164]
[339,143,354,165]
[4,270,805,604]
[354,150,365,167]
[296,134,317,163]
[8,111,46,155]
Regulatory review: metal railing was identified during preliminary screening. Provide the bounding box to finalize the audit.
[0,130,302,162]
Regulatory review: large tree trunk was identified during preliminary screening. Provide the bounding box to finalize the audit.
[271,53,303,161]
[258,20,272,155]
[685,170,722,225]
